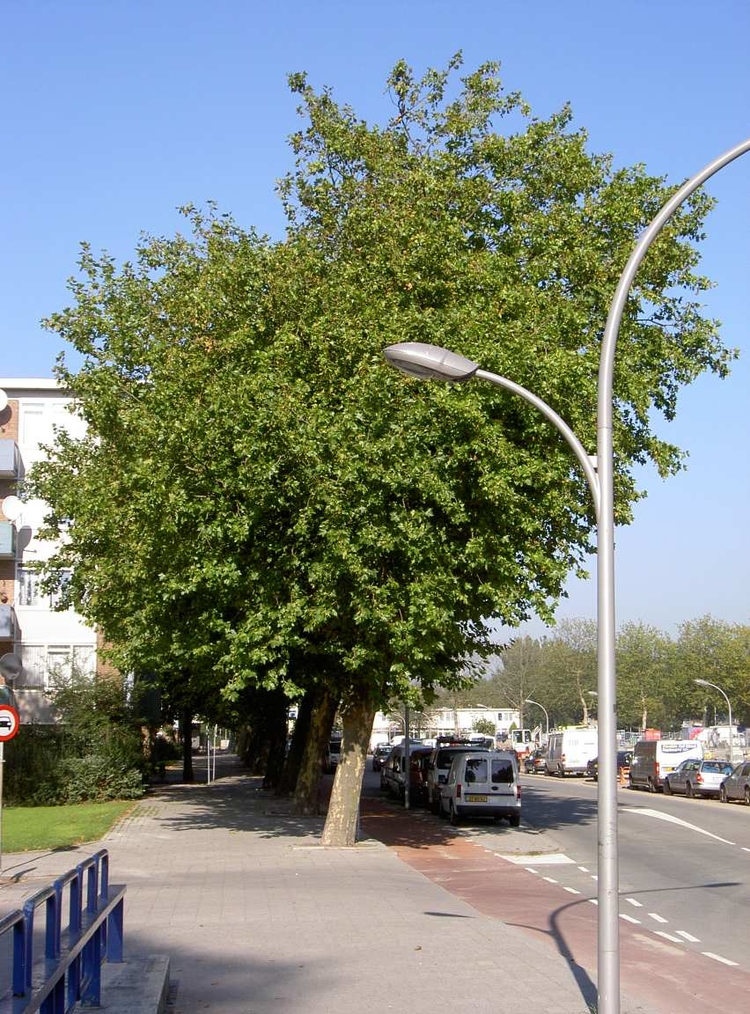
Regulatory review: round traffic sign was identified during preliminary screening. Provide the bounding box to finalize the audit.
[0,705,19,741]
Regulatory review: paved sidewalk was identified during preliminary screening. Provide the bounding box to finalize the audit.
[0,757,656,1013]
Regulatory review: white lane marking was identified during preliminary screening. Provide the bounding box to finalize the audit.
[543,876,558,883]
[626,897,643,908]
[624,807,736,845]
[564,887,581,895]
[589,899,598,906]
[743,847,750,853]
[578,865,590,872]
[524,867,541,874]
[655,931,684,944]
[649,913,668,924]
[676,930,700,943]
[591,874,598,880]
[702,951,739,966]
[500,852,574,865]
[620,913,640,924]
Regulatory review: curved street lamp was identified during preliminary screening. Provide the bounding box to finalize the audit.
[695,678,735,766]
[384,137,750,1014]
[525,698,549,740]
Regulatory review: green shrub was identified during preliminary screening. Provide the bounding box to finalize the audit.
[51,756,144,805]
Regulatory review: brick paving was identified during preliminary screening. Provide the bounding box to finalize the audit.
[0,756,661,1013]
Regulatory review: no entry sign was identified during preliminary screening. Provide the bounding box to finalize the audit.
[0,705,19,742]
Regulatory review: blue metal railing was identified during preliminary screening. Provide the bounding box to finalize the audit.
[0,848,125,1014]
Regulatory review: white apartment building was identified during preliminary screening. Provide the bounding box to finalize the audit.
[370,705,522,748]
[0,379,97,722]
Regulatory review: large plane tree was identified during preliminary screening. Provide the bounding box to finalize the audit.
[31,56,734,844]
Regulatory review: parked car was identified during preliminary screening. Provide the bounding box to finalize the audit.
[381,744,433,800]
[586,750,633,782]
[628,738,704,792]
[662,758,733,798]
[524,749,547,774]
[719,760,750,804]
[425,743,491,813]
[325,737,343,773]
[438,750,521,826]
[371,743,392,772]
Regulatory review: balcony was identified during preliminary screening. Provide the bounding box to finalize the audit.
[0,521,16,559]
[0,439,21,478]
[0,603,17,639]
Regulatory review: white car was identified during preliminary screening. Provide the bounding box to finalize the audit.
[439,751,521,826]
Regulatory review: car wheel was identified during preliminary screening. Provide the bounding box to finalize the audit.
[647,777,656,793]
[686,782,694,798]
[720,786,728,803]
[449,802,460,827]
[509,813,521,828]
[430,794,440,815]
[744,786,750,806]
[663,780,672,795]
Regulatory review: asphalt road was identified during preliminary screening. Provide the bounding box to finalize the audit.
[362,759,750,1008]
[517,771,750,970]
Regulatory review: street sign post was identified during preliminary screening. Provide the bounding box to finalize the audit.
[0,704,19,872]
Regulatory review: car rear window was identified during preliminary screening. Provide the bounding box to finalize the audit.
[464,758,488,782]
[491,758,515,784]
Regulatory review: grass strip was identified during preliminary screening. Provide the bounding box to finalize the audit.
[2,800,137,852]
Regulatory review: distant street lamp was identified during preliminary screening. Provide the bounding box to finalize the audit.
[695,679,735,766]
[525,698,549,740]
[384,137,750,1014]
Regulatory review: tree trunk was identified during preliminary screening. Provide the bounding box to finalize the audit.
[276,690,313,796]
[180,708,194,783]
[293,686,337,815]
[641,695,648,733]
[321,693,375,847]
[263,687,289,791]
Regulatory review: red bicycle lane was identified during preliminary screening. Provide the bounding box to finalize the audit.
[360,797,750,1014]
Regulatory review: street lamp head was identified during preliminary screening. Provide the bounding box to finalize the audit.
[383,342,479,383]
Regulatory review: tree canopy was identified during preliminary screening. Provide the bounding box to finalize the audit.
[28,56,738,840]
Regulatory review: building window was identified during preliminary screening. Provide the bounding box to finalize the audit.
[17,643,96,689]
[49,570,72,610]
[17,568,41,606]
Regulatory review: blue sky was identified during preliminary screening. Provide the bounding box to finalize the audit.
[3,1,749,639]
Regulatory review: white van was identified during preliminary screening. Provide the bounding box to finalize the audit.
[545,727,598,777]
[439,751,521,826]
[629,738,704,792]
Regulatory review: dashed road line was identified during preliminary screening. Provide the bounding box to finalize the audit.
[578,865,590,872]
[702,951,738,966]
[655,931,684,944]
[620,913,640,924]
[564,887,581,895]
[542,876,558,884]
[625,897,642,908]
[588,899,598,906]
[676,930,700,943]
[649,912,669,924]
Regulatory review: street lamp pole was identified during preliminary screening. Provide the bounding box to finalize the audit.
[383,136,750,1014]
[525,698,549,740]
[695,679,735,766]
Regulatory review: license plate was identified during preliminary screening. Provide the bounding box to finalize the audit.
[465,794,488,802]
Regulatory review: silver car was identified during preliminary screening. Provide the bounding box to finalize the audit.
[719,760,750,804]
[663,758,733,798]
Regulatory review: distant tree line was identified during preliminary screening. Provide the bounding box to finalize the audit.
[436,616,750,735]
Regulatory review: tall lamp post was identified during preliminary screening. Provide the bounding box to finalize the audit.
[383,135,750,1014]
[525,698,549,741]
[695,678,735,766]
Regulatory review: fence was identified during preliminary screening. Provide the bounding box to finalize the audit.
[0,848,125,1013]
